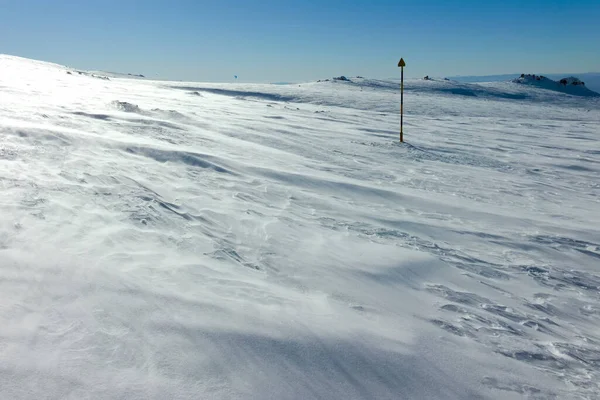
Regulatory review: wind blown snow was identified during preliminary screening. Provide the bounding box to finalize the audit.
[1,55,600,399]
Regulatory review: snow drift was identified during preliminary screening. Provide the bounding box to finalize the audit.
[1,54,600,399]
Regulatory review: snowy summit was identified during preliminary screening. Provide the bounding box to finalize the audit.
[1,54,600,399]
[513,73,600,97]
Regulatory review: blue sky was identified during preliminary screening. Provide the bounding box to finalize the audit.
[1,0,598,82]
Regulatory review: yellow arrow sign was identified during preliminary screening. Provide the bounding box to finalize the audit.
[398,58,406,67]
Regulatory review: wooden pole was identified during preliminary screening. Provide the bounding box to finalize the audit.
[400,66,404,142]
[398,58,406,143]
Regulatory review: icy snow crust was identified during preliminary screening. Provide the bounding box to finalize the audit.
[1,55,600,399]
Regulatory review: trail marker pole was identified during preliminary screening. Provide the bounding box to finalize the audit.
[398,58,406,142]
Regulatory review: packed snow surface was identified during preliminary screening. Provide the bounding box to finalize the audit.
[1,55,600,399]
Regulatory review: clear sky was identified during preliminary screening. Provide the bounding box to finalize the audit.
[1,0,598,82]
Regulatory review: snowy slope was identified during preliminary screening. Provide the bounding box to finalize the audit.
[1,54,600,399]
[450,73,600,94]
[512,75,599,97]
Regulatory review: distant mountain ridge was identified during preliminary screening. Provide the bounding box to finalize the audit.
[511,74,599,97]
[450,72,600,93]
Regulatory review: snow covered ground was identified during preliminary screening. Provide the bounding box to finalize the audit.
[512,75,599,98]
[451,73,600,94]
[1,55,599,399]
